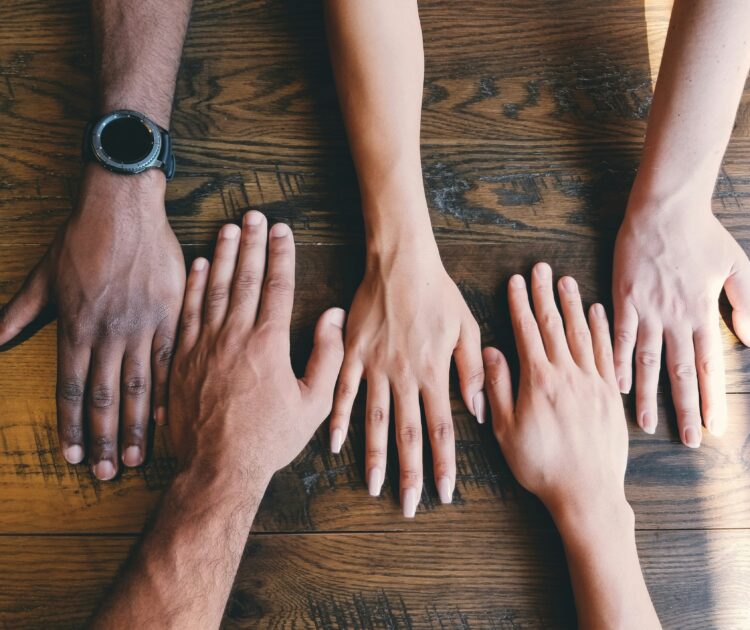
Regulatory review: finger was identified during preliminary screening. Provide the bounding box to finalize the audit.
[558,276,595,370]
[453,315,486,424]
[507,274,546,367]
[421,379,455,505]
[151,313,179,427]
[87,346,124,480]
[329,352,363,454]
[257,222,296,330]
[56,333,91,464]
[724,255,750,346]
[634,320,662,435]
[694,319,727,436]
[482,347,514,439]
[228,211,268,323]
[0,257,50,345]
[364,376,390,497]
[177,257,210,355]
[393,384,422,518]
[300,308,346,419]
[664,327,702,448]
[204,223,241,329]
[587,304,617,387]
[613,297,638,394]
[120,339,152,468]
[530,262,569,363]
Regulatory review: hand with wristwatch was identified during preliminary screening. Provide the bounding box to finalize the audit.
[0,108,185,480]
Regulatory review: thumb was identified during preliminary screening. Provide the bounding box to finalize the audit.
[482,347,515,439]
[300,307,346,418]
[0,257,51,346]
[724,253,750,346]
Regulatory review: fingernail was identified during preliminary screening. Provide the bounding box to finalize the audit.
[592,303,606,318]
[640,411,656,434]
[437,477,453,504]
[684,426,701,448]
[473,391,486,424]
[562,276,577,292]
[328,308,346,329]
[367,467,383,497]
[330,428,343,454]
[510,274,525,288]
[617,376,630,394]
[155,406,167,426]
[708,415,726,437]
[93,460,116,481]
[535,262,551,278]
[122,446,142,467]
[271,222,290,238]
[193,257,207,271]
[220,223,240,239]
[245,210,263,226]
[63,445,84,464]
[402,487,419,518]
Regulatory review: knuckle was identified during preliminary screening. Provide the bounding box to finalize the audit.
[91,434,116,455]
[570,327,591,341]
[367,406,388,427]
[636,350,660,368]
[125,376,147,397]
[234,270,263,292]
[528,364,549,390]
[265,275,293,295]
[464,367,485,387]
[519,315,538,332]
[60,422,83,443]
[207,284,230,304]
[700,356,717,375]
[155,340,175,367]
[400,469,421,484]
[397,424,421,446]
[541,312,561,329]
[91,385,114,409]
[58,379,84,404]
[337,380,358,400]
[430,420,454,443]
[366,447,387,459]
[392,354,412,381]
[124,421,146,444]
[181,311,201,330]
[615,329,635,345]
[672,362,697,381]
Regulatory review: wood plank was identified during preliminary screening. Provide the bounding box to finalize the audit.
[2,244,749,534]
[0,529,747,629]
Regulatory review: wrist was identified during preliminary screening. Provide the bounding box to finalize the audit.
[626,169,714,222]
[550,491,635,549]
[77,163,167,218]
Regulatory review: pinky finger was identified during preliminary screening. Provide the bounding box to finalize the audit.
[613,299,638,394]
[178,258,210,353]
[151,314,179,427]
[588,303,617,387]
[329,353,363,454]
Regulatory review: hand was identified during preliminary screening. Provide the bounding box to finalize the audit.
[168,211,345,483]
[483,263,628,519]
[329,238,484,517]
[612,201,750,446]
[0,166,185,479]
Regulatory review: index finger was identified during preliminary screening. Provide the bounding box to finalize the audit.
[508,274,546,367]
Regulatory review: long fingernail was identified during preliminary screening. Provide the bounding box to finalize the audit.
[640,411,656,434]
[155,406,166,426]
[122,446,142,467]
[473,391,486,424]
[402,487,419,518]
[330,428,343,454]
[368,467,383,497]
[437,477,453,505]
[684,427,701,448]
[93,460,116,481]
[617,376,630,394]
[63,445,84,464]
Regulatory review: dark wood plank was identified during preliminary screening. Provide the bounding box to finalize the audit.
[1,530,748,629]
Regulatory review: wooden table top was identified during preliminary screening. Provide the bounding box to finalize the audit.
[1,1,749,627]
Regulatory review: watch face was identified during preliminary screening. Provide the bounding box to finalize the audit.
[91,110,162,174]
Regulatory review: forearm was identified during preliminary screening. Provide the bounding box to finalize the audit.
[325,0,435,252]
[91,465,269,629]
[633,0,750,208]
[553,496,660,630]
[92,0,192,128]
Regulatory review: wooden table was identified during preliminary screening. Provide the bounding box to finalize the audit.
[1,1,749,627]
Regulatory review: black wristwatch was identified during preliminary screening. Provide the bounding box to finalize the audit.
[82,110,176,180]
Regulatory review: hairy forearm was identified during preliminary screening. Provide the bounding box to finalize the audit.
[91,0,193,128]
[633,0,750,207]
[553,497,660,630]
[91,465,269,629]
[325,0,434,252]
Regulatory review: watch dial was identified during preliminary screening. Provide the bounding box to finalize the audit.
[100,115,154,163]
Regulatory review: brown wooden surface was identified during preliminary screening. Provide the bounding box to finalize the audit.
[1,0,750,628]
